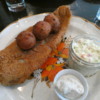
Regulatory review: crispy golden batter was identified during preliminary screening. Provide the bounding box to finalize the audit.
[0,6,71,85]
[46,6,71,49]
[0,42,51,85]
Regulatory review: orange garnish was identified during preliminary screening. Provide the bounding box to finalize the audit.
[59,54,68,58]
[57,42,65,51]
[48,66,63,81]
[46,65,54,71]
[41,42,69,82]
[41,57,57,69]
[41,70,50,78]
[54,63,64,67]
[61,48,69,56]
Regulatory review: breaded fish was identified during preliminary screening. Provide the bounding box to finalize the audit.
[0,42,51,85]
[0,6,71,85]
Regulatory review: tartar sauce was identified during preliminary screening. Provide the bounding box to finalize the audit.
[55,74,84,99]
[73,38,100,63]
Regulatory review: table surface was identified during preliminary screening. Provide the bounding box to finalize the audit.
[0,0,100,31]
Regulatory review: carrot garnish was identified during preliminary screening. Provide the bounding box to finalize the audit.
[46,65,54,71]
[41,42,69,83]
[57,42,65,51]
[48,66,63,81]
[59,54,68,58]
[54,63,65,67]
[61,48,69,57]
[41,57,57,69]
[41,70,50,78]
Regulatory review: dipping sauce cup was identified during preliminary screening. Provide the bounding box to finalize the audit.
[53,69,88,100]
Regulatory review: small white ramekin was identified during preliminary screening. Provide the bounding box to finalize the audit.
[53,69,89,100]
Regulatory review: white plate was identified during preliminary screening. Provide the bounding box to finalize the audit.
[0,14,100,100]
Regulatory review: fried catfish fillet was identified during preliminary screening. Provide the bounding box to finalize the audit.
[0,5,71,85]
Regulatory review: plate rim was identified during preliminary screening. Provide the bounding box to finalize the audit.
[0,13,100,34]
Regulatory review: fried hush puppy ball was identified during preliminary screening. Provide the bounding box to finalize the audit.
[16,31,36,50]
[33,21,52,40]
[44,13,60,33]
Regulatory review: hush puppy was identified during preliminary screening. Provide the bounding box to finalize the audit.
[33,21,52,40]
[16,31,36,50]
[44,13,60,33]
